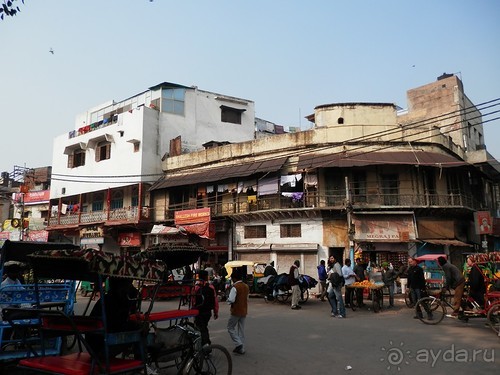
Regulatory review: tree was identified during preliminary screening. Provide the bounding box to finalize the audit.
[1,0,25,20]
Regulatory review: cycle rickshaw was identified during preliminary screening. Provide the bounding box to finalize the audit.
[414,251,500,336]
[4,244,232,374]
[0,240,79,364]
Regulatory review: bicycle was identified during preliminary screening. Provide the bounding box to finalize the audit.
[414,287,499,327]
[147,321,232,375]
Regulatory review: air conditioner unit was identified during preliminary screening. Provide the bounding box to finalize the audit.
[152,236,159,245]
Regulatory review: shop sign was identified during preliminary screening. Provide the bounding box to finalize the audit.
[175,208,210,225]
[80,225,104,243]
[353,214,416,242]
[474,211,492,235]
[14,190,50,204]
[81,237,104,245]
[118,232,141,247]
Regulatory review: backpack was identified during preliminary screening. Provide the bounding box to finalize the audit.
[329,272,344,287]
[195,283,215,312]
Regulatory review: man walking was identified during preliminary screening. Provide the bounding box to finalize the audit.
[327,255,346,318]
[289,260,301,310]
[227,270,249,355]
[193,270,219,346]
[317,259,328,301]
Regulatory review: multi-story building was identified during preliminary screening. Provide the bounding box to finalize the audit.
[47,82,256,252]
[0,166,52,244]
[149,74,500,275]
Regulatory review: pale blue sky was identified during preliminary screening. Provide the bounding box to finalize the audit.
[1,0,499,175]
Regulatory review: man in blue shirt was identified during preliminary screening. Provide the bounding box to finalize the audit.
[317,260,327,301]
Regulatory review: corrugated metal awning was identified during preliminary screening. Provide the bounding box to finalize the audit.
[420,239,473,247]
[150,156,288,191]
[297,151,467,170]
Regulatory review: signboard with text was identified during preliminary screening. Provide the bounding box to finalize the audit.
[174,208,211,225]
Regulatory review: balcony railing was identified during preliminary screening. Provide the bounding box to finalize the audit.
[47,206,152,227]
[156,192,481,221]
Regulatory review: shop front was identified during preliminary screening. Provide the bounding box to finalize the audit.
[352,212,417,269]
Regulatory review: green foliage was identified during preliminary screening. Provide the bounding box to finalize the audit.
[1,0,25,20]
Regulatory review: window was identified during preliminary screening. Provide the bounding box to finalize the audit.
[131,187,139,207]
[380,173,399,205]
[244,225,266,239]
[280,224,301,238]
[161,88,185,115]
[96,141,111,162]
[352,171,367,203]
[92,192,104,211]
[110,190,123,210]
[67,149,86,168]
[221,105,245,124]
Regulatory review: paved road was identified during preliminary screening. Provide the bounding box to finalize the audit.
[200,294,499,375]
[3,294,499,375]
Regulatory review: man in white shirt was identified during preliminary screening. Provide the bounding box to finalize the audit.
[342,259,358,308]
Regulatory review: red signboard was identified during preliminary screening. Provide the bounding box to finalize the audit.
[15,190,50,204]
[118,232,142,247]
[475,211,492,235]
[175,208,211,225]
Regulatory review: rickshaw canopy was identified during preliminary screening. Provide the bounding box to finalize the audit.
[0,240,80,279]
[142,242,206,270]
[224,260,257,277]
[28,248,166,282]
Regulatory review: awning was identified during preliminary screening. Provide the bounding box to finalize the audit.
[87,134,114,149]
[235,244,271,253]
[150,156,288,190]
[63,142,87,155]
[297,151,467,170]
[419,239,473,247]
[271,243,318,252]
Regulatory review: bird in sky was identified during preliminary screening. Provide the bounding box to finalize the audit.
[49,48,54,55]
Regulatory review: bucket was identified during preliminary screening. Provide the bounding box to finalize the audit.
[400,278,407,294]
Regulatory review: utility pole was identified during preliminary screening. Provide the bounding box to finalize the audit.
[345,176,355,262]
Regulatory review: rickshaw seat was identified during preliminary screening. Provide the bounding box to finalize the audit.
[130,308,199,323]
[19,352,144,375]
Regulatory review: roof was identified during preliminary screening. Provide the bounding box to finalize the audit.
[297,150,467,170]
[150,156,288,191]
[148,82,193,91]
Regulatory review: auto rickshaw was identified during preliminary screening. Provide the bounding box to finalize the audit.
[224,260,267,294]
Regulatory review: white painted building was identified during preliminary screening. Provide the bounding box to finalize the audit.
[51,82,256,199]
[48,82,256,250]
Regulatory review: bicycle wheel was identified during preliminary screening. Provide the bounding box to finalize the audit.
[184,344,232,375]
[415,297,445,325]
[405,291,415,308]
[300,288,309,303]
[487,303,500,335]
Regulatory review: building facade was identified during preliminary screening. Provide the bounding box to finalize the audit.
[150,75,500,274]
[47,82,256,252]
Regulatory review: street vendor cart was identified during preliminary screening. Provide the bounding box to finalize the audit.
[346,280,385,312]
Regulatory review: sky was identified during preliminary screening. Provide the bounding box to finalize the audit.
[1,0,500,176]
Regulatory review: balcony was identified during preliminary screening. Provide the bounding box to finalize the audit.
[157,192,480,222]
[47,206,152,228]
